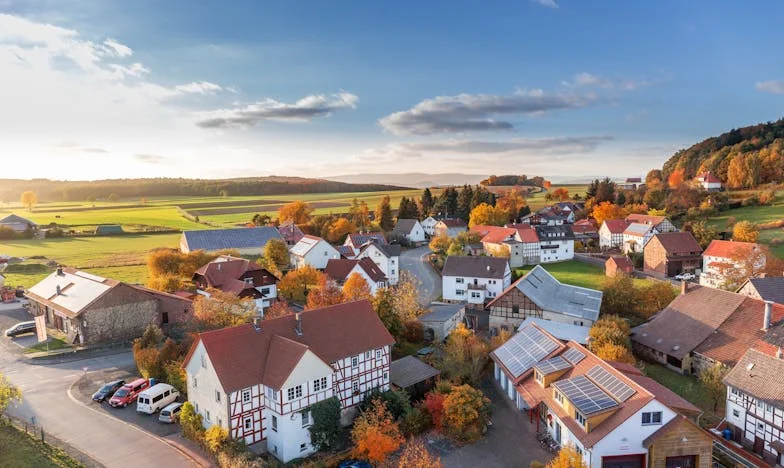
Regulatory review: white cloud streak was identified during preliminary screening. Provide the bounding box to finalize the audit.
[756,80,784,94]
[534,0,559,8]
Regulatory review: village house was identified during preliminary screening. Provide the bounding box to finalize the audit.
[491,322,711,468]
[289,235,341,270]
[737,276,784,304]
[180,227,284,255]
[523,318,591,345]
[473,225,539,268]
[441,256,511,305]
[487,265,602,333]
[625,214,678,233]
[631,283,784,375]
[277,221,305,246]
[696,171,723,191]
[699,239,765,289]
[421,216,441,237]
[643,232,703,278]
[25,267,181,345]
[0,214,38,233]
[622,223,658,254]
[434,218,467,238]
[183,300,394,463]
[417,302,466,342]
[525,206,573,226]
[324,258,388,294]
[619,177,642,190]
[605,256,634,277]
[598,219,630,250]
[192,255,279,314]
[354,241,400,285]
[343,232,387,251]
[391,219,426,244]
[571,219,599,245]
[535,224,575,263]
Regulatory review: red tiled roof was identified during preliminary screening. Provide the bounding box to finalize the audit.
[704,239,759,258]
[698,172,722,184]
[514,226,539,243]
[184,300,395,393]
[574,219,597,228]
[606,256,633,270]
[479,227,518,244]
[602,219,630,234]
[325,258,387,283]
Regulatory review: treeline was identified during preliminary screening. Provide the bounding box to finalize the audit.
[662,118,784,187]
[479,174,546,187]
[0,177,410,202]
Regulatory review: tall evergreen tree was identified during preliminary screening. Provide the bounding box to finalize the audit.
[456,185,474,221]
[420,188,434,216]
[376,195,394,231]
[445,187,459,218]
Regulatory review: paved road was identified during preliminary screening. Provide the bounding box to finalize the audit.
[400,245,441,304]
[0,303,197,468]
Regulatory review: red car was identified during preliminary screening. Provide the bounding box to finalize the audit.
[108,378,149,408]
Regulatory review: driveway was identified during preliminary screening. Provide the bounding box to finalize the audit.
[0,303,202,468]
[441,378,553,468]
[400,245,441,304]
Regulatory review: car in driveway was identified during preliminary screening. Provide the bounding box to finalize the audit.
[158,402,183,423]
[92,380,125,403]
[338,460,372,468]
[4,321,36,338]
[109,378,149,408]
[137,383,179,414]
[675,272,696,281]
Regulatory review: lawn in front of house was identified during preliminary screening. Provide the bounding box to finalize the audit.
[24,337,71,354]
[514,260,650,290]
[0,423,82,468]
[642,363,723,428]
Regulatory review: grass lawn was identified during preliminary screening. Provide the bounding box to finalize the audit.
[0,423,82,468]
[706,191,784,258]
[24,337,71,354]
[642,363,723,428]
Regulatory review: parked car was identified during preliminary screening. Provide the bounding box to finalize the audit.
[136,383,179,414]
[675,272,696,281]
[158,402,183,423]
[92,380,125,403]
[109,378,149,408]
[4,321,36,338]
[338,461,372,468]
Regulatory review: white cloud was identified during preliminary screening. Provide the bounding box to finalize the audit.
[175,81,223,95]
[756,80,784,94]
[103,38,133,57]
[534,0,559,8]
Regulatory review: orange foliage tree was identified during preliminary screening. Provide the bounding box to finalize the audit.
[551,187,570,201]
[543,180,552,190]
[343,272,371,301]
[326,218,357,243]
[591,202,628,226]
[424,391,446,428]
[264,301,295,320]
[667,168,685,189]
[278,200,314,224]
[277,265,325,302]
[305,277,345,310]
[442,384,491,443]
[396,439,443,468]
[593,342,635,364]
[547,445,583,468]
[192,290,256,331]
[351,400,404,464]
[732,220,760,243]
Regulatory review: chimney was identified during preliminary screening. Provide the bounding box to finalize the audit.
[763,301,773,331]
[681,280,688,295]
[777,348,783,360]
[56,285,61,295]
[56,266,63,276]
[295,312,303,336]
[252,316,262,332]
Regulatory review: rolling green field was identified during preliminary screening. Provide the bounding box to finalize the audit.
[706,191,784,258]
[513,259,649,290]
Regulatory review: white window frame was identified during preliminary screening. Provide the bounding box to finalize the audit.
[287,387,296,401]
[244,416,252,430]
[272,415,278,432]
[641,411,662,425]
[352,380,359,394]
[376,349,382,359]
[352,356,359,368]
[295,385,302,399]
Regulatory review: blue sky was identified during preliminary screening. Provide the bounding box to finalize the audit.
[2,0,783,180]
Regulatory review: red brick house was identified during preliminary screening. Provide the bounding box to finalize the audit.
[643,232,703,278]
[605,256,634,277]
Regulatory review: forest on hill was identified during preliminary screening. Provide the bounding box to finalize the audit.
[662,118,784,188]
[0,177,410,202]
[479,174,546,187]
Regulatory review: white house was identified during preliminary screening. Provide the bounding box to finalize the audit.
[391,219,426,244]
[491,322,708,468]
[696,171,723,191]
[599,219,630,250]
[625,214,678,234]
[473,225,540,268]
[421,216,440,237]
[534,225,575,263]
[344,232,387,251]
[622,223,658,254]
[0,214,37,233]
[289,235,341,270]
[192,255,279,314]
[700,239,764,289]
[441,256,511,305]
[434,219,467,238]
[324,258,388,295]
[184,300,395,463]
[356,241,401,285]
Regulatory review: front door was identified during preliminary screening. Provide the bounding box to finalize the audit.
[601,454,645,468]
[554,422,561,443]
[754,436,764,455]
[665,455,696,468]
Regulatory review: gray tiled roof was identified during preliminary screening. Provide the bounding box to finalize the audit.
[390,356,441,388]
[442,256,509,279]
[514,265,602,321]
[0,214,36,226]
[724,349,784,405]
[392,219,419,235]
[182,227,282,252]
[419,303,465,323]
[746,277,784,305]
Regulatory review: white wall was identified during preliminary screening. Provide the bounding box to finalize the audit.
[539,240,574,263]
[406,221,426,243]
[442,270,510,302]
[293,241,341,269]
[422,217,438,236]
[185,341,230,430]
[357,244,399,285]
[541,310,594,327]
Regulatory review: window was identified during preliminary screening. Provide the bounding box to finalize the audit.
[575,411,586,426]
[287,387,295,401]
[456,277,464,284]
[272,415,278,432]
[512,305,520,315]
[218,418,222,427]
[535,370,543,384]
[206,410,211,422]
[244,417,252,430]
[471,292,480,298]
[287,385,302,401]
[300,443,307,452]
[352,356,359,368]
[266,387,274,401]
[242,389,251,404]
[391,269,396,275]
[302,411,310,427]
[162,312,169,324]
[732,409,740,418]
[365,351,371,359]
[456,289,465,296]
[313,377,327,392]
[758,422,765,430]
[730,387,740,397]
[383,372,388,380]
[201,354,206,368]
[554,390,564,406]
[641,411,662,425]
[260,287,270,295]
[215,390,221,403]
[195,403,199,413]
[352,380,359,394]
[765,403,774,413]
[244,278,254,285]
[295,385,302,398]
[376,350,381,359]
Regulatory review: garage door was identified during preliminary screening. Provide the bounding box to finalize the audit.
[665,455,696,468]
[601,454,645,468]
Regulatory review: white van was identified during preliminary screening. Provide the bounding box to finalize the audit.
[136,383,179,414]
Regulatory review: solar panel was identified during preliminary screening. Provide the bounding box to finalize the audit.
[534,356,572,375]
[562,348,585,365]
[494,324,560,378]
[553,376,618,416]
[586,366,636,402]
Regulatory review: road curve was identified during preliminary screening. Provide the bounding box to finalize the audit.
[400,245,441,305]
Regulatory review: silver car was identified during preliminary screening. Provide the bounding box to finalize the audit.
[158,402,183,423]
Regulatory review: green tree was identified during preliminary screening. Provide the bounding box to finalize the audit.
[420,188,434,216]
[377,195,394,231]
[700,363,729,412]
[263,238,290,270]
[685,220,719,249]
[372,287,404,338]
[251,213,272,226]
[0,372,22,413]
[309,397,343,451]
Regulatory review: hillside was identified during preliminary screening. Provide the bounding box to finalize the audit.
[325,173,486,188]
[0,177,410,202]
[662,118,784,186]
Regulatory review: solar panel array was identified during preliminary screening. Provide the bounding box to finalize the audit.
[562,348,585,365]
[494,325,560,378]
[586,366,636,402]
[553,376,618,416]
[534,356,571,375]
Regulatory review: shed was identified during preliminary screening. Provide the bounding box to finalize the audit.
[95,224,124,236]
[605,255,634,277]
[390,356,441,398]
[418,302,466,342]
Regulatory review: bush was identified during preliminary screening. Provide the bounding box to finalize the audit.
[217,451,269,468]
[360,388,412,420]
[205,425,230,453]
[308,397,342,451]
[180,402,205,442]
[401,406,431,436]
[45,228,65,238]
[402,320,425,343]
[758,190,777,205]
[741,195,760,207]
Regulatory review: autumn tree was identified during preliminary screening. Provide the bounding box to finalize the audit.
[397,439,443,468]
[591,202,628,226]
[636,281,677,319]
[684,220,719,249]
[277,265,325,302]
[589,315,631,350]
[376,195,395,231]
[442,384,491,443]
[107,192,120,202]
[264,301,295,320]
[645,169,663,189]
[547,445,583,468]
[543,180,552,190]
[343,272,372,301]
[667,168,685,189]
[495,188,528,221]
[424,390,446,428]
[440,324,489,385]
[305,277,345,309]
[348,198,371,228]
[20,190,38,211]
[263,238,290,271]
[716,245,775,291]
[192,290,256,331]
[251,213,272,226]
[180,402,205,442]
[593,342,635,364]
[278,200,314,224]
[700,363,729,412]
[429,235,452,255]
[351,400,404,464]
[468,203,508,227]
[146,274,184,293]
[732,220,760,243]
[551,187,570,201]
[0,372,22,413]
[326,217,357,243]
[393,271,426,320]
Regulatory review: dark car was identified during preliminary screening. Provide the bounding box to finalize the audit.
[4,321,36,338]
[338,461,372,468]
[92,380,125,403]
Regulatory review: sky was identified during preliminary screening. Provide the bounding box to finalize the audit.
[2,0,784,181]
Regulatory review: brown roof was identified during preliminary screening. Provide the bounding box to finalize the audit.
[724,348,784,406]
[277,221,305,244]
[625,214,667,226]
[631,285,745,359]
[698,171,722,184]
[442,256,508,279]
[703,239,759,258]
[438,218,467,228]
[184,300,395,393]
[479,227,518,244]
[193,256,277,295]
[390,356,441,388]
[650,232,703,255]
[606,256,633,270]
[324,258,388,283]
[392,219,420,234]
[602,219,630,234]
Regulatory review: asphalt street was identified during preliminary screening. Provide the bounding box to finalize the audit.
[399,245,441,305]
